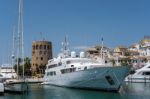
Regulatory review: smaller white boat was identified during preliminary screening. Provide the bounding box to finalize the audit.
[4,79,28,93]
[0,64,17,80]
[125,63,150,83]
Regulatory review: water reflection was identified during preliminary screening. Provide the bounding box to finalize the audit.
[121,82,150,99]
[42,85,121,99]
[1,83,150,99]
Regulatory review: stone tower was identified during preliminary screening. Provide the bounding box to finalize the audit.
[31,41,52,77]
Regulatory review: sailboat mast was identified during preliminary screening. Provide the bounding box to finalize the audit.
[21,0,25,80]
[11,27,15,69]
[17,0,24,79]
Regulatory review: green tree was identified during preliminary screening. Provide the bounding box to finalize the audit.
[111,59,115,66]
[24,57,31,77]
[14,57,31,77]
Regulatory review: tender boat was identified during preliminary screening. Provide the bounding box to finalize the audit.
[125,63,150,83]
[43,38,131,92]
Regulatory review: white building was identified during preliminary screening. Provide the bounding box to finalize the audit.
[140,37,150,56]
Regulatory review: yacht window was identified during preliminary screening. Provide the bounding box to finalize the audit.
[142,72,150,75]
[66,61,71,64]
[61,68,76,74]
[84,67,87,70]
[0,74,3,77]
[58,62,62,66]
[47,71,56,76]
[48,64,57,69]
[47,72,49,76]
[54,71,56,75]
[71,65,74,67]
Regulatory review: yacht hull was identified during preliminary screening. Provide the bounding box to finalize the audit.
[44,66,131,91]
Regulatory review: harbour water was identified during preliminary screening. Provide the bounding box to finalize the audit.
[0,82,150,99]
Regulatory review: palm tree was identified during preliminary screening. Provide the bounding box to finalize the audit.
[14,57,31,77]
[24,57,31,77]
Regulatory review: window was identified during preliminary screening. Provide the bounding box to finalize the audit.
[32,51,35,55]
[61,68,76,74]
[40,45,42,49]
[66,61,71,64]
[84,67,87,70]
[0,74,3,77]
[44,45,46,50]
[44,51,46,55]
[36,57,38,60]
[47,45,50,50]
[36,45,38,50]
[47,71,56,76]
[39,51,42,55]
[71,65,74,67]
[48,64,57,69]
[58,62,62,66]
[41,57,43,61]
[33,45,35,50]
[143,72,150,75]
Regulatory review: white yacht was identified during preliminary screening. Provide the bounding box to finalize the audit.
[43,39,131,92]
[0,64,17,80]
[125,63,150,83]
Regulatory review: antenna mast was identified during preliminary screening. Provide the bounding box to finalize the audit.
[61,35,70,57]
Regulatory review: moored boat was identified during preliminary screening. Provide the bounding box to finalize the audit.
[0,64,17,80]
[4,79,28,93]
[125,62,150,83]
[43,37,131,92]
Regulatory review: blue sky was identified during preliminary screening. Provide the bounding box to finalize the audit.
[0,0,150,64]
